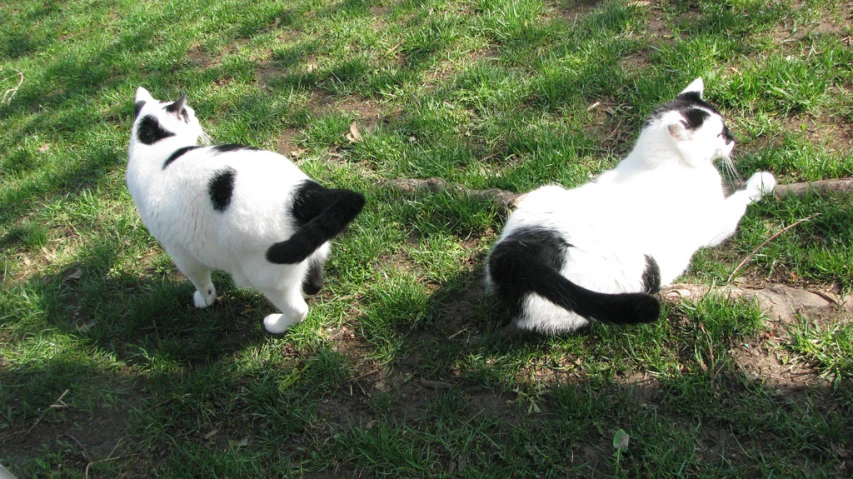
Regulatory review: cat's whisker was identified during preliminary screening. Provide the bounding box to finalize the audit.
[719,155,742,188]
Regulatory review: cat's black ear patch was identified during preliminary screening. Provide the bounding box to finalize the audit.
[682,108,710,130]
[208,167,237,212]
[165,94,189,123]
[162,146,201,170]
[137,115,175,145]
[165,94,186,114]
[675,91,703,104]
[722,125,735,144]
[213,144,260,154]
[642,254,661,294]
[134,101,146,118]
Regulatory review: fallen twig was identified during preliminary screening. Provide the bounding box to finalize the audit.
[84,454,136,479]
[421,379,454,389]
[65,431,93,464]
[727,214,819,283]
[27,389,69,433]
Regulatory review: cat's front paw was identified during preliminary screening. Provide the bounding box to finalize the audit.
[263,312,304,334]
[193,287,216,308]
[745,172,776,202]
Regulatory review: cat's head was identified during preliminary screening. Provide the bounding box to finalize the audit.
[131,87,209,147]
[643,78,735,169]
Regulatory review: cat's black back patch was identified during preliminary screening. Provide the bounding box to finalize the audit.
[265,186,365,265]
[208,167,237,212]
[134,101,146,118]
[302,259,324,296]
[213,144,259,154]
[642,255,661,294]
[291,180,329,227]
[137,115,175,145]
[488,227,570,317]
[162,146,200,170]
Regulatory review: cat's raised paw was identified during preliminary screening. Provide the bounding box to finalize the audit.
[263,313,302,334]
[193,287,216,308]
[745,172,776,202]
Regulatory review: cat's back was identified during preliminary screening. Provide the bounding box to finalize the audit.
[135,145,309,244]
[150,145,308,206]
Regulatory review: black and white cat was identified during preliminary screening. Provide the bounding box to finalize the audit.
[486,78,776,334]
[127,88,365,333]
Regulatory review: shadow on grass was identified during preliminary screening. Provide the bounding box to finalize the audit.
[1,251,851,476]
[325,235,853,477]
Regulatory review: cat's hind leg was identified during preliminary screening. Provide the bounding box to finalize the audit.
[259,285,309,334]
[169,246,216,308]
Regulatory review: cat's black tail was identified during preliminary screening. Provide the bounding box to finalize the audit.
[488,228,660,325]
[266,181,365,265]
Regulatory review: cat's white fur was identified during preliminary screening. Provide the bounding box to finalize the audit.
[127,87,339,334]
[486,78,776,333]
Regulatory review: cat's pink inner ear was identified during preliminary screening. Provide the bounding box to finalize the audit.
[667,122,690,141]
[679,78,705,98]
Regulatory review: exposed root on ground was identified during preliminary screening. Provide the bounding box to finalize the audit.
[382,177,853,213]
[382,177,520,212]
[774,178,853,196]
[661,283,853,323]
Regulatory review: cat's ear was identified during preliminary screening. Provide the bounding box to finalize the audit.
[135,87,155,103]
[667,121,690,141]
[165,93,187,116]
[678,78,704,99]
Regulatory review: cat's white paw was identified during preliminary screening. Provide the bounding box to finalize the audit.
[745,172,776,202]
[263,312,304,334]
[193,287,216,308]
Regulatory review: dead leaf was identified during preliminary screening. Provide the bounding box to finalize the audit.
[62,268,83,282]
[307,63,318,73]
[204,429,219,440]
[346,122,362,143]
[39,143,50,153]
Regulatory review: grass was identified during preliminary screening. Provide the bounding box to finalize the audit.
[2,0,852,477]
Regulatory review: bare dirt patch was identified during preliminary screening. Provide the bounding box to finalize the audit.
[1,404,129,470]
[275,127,302,157]
[782,112,853,155]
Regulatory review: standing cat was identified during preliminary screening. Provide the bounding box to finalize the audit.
[127,88,365,333]
[486,78,776,334]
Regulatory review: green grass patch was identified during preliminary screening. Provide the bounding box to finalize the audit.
[2,0,852,477]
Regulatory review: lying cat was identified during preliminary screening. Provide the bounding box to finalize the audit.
[127,88,365,333]
[486,78,776,334]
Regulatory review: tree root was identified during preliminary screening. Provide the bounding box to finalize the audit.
[382,177,521,212]
[660,283,853,323]
[774,178,853,197]
[382,177,853,213]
